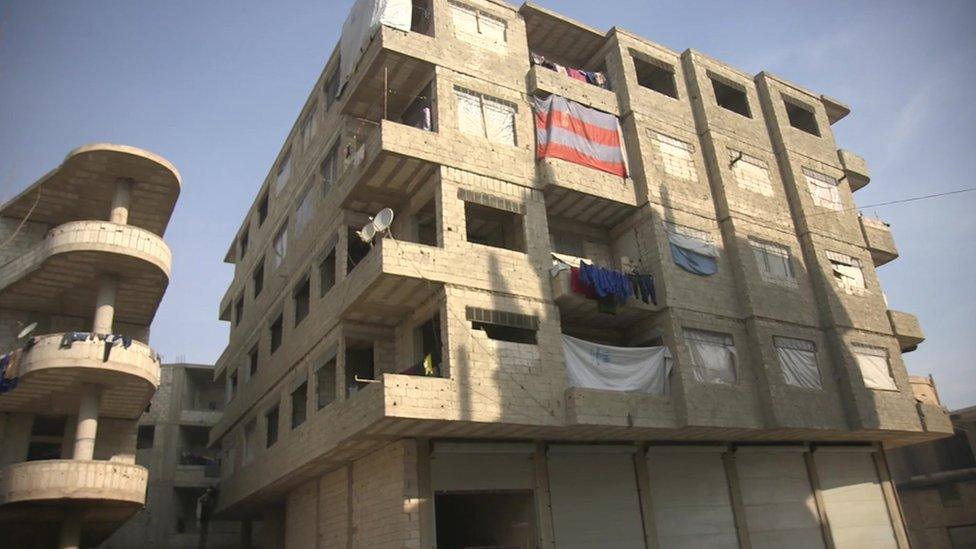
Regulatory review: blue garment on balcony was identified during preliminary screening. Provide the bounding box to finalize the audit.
[59,331,91,349]
[0,353,19,394]
[579,263,633,302]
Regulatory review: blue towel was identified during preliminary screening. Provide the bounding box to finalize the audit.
[670,242,718,276]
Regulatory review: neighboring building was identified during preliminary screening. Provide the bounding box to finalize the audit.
[100,362,247,549]
[210,1,952,547]
[889,399,976,548]
[0,144,180,548]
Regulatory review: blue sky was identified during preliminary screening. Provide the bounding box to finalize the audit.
[1,1,973,408]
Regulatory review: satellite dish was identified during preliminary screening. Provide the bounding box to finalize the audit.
[358,223,376,243]
[373,208,394,232]
[17,322,37,339]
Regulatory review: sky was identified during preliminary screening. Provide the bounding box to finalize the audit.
[1,0,974,408]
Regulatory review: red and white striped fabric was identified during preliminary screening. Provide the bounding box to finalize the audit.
[533,95,627,178]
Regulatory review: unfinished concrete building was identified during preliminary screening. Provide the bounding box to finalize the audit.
[211,1,952,547]
[100,362,245,549]
[0,144,180,548]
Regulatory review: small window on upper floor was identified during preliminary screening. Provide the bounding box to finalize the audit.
[549,231,584,258]
[136,425,155,450]
[234,294,244,326]
[749,238,795,286]
[729,150,774,197]
[711,76,751,118]
[684,328,737,384]
[300,103,318,146]
[27,416,66,461]
[257,192,269,226]
[275,150,292,194]
[466,306,538,345]
[449,1,507,46]
[248,343,259,380]
[269,313,283,354]
[411,0,433,35]
[265,405,279,447]
[320,247,336,297]
[295,184,317,236]
[228,370,238,403]
[803,167,842,211]
[293,276,310,326]
[852,344,897,391]
[320,142,340,193]
[633,56,678,99]
[239,228,250,258]
[272,224,288,270]
[345,344,375,397]
[454,87,516,146]
[316,356,337,409]
[291,381,307,429]
[324,67,341,112]
[827,251,865,292]
[784,99,820,137]
[464,201,525,253]
[243,418,257,464]
[252,261,265,298]
[774,337,822,390]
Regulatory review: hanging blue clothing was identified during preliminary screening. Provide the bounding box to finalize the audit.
[579,263,633,303]
[668,232,719,276]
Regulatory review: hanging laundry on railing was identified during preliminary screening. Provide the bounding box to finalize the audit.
[562,335,672,396]
[530,53,611,90]
[668,232,719,276]
[0,338,35,394]
[533,95,627,177]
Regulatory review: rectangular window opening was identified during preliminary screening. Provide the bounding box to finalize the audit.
[27,416,66,461]
[317,358,337,410]
[291,382,307,429]
[320,142,340,194]
[239,228,249,258]
[750,238,795,281]
[257,192,269,226]
[403,313,443,376]
[295,184,317,235]
[248,344,259,380]
[272,224,288,270]
[634,56,677,98]
[414,198,438,246]
[320,248,336,297]
[136,425,155,450]
[347,227,372,272]
[275,150,291,194]
[252,261,265,298]
[827,251,865,291]
[785,99,820,136]
[711,77,751,118]
[853,344,897,391]
[293,277,310,326]
[345,343,376,397]
[774,337,822,390]
[684,328,737,384]
[234,294,244,326]
[243,419,257,464]
[464,202,525,252]
[466,306,538,345]
[269,313,283,354]
[300,104,318,146]
[411,0,433,35]
[228,370,238,403]
[454,87,516,146]
[549,231,585,258]
[265,406,279,448]
[324,68,340,112]
[399,80,435,131]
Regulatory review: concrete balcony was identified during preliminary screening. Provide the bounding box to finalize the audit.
[527,65,619,116]
[888,309,925,352]
[0,332,160,418]
[838,149,870,192]
[179,409,223,426]
[0,460,147,509]
[173,464,219,488]
[860,215,898,266]
[0,220,171,326]
[539,157,639,228]
[550,266,660,328]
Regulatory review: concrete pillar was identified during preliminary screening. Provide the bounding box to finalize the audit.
[92,274,118,334]
[71,384,102,460]
[110,177,133,225]
[58,510,82,549]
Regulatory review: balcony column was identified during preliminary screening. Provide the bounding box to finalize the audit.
[92,274,118,334]
[58,510,82,549]
[109,177,133,225]
[71,383,102,460]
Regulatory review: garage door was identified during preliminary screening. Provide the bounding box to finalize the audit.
[548,445,646,549]
[431,442,534,491]
[814,448,898,548]
[646,446,738,549]
[735,447,825,549]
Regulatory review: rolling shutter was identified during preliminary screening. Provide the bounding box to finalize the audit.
[814,449,898,548]
[431,442,533,491]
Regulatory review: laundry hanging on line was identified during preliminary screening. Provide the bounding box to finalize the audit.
[0,337,36,394]
[565,261,657,314]
[530,53,611,90]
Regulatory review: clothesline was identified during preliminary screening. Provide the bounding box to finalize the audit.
[531,52,610,90]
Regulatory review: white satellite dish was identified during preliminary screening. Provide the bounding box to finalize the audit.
[17,322,37,339]
[357,208,395,243]
[358,223,376,243]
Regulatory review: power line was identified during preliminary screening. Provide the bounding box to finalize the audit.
[775,186,976,222]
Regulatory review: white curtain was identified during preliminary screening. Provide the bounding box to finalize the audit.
[448,1,479,35]
[478,11,507,43]
[854,347,897,390]
[562,335,672,395]
[685,329,736,384]
[775,338,822,390]
[294,185,316,235]
[273,228,288,269]
[454,88,486,138]
[339,0,413,84]
[483,97,516,146]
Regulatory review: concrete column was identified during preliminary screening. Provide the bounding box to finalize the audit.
[58,509,82,549]
[92,274,118,334]
[110,177,133,225]
[71,384,102,460]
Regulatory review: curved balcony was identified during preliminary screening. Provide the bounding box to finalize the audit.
[0,333,160,418]
[0,460,147,508]
[0,220,171,326]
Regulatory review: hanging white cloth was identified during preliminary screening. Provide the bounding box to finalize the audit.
[775,338,823,390]
[339,0,413,86]
[562,335,672,396]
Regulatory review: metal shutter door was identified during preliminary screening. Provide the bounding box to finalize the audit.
[548,446,645,549]
[646,447,738,549]
[815,449,898,548]
[735,448,825,549]
[431,442,533,491]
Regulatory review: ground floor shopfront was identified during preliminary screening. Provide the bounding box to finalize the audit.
[255,439,909,549]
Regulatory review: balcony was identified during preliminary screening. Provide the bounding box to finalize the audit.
[838,149,870,192]
[0,460,147,508]
[859,215,898,266]
[174,464,219,488]
[0,220,172,326]
[0,332,160,418]
[539,157,638,227]
[550,266,659,328]
[888,309,925,352]
[527,65,618,116]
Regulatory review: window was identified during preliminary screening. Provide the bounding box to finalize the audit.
[652,132,696,181]
[729,150,773,196]
[414,198,438,246]
[228,370,238,402]
[248,344,259,380]
[269,313,283,354]
[803,168,842,211]
[239,228,249,258]
[827,251,865,292]
[345,345,375,396]
[401,81,434,131]
[320,248,336,297]
[347,227,372,272]
[27,416,66,461]
[234,294,244,326]
[633,56,677,98]
[449,1,507,45]
[550,231,584,258]
[784,99,820,136]
[774,337,822,390]
[243,419,257,464]
[293,277,310,326]
[257,192,269,226]
[464,201,525,252]
[300,103,318,146]
[137,425,155,450]
[467,306,538,345]
[454,87,516,146]
[265,406,279,447]
[275,150,291,194]
[272,225,288,270]
[711,76,751,118]
[252,261,264,297]
[316,357,337,409]
[750,238,795,284]
[403,314,442,376]
[324,68,340,111]
[853,344,897,391]
[295,184,316,235]
[291,382,307,429]
[320,142,340,193]
[411,0,432,34]
[684,328,736,384]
